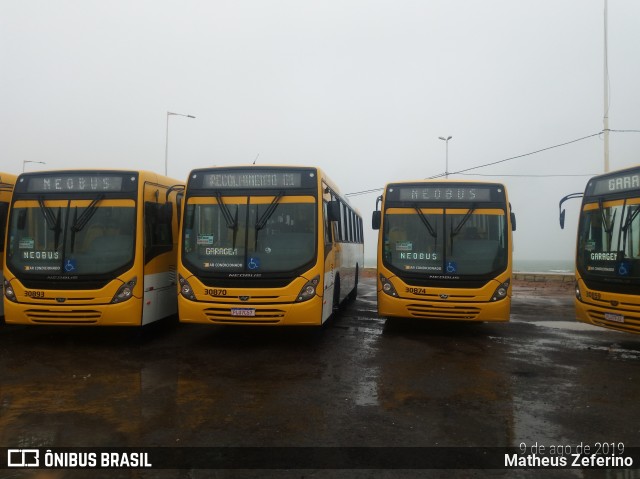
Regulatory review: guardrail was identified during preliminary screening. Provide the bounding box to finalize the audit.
[513,272,574,283]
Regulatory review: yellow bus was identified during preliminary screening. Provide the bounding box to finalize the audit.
[177,165,364,326]
[560,165,640,333]
[1,172,17,317]
[372,180,516,321]
[3,170,184,326]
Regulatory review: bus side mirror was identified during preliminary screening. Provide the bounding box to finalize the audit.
[510,212,516,232]
[327,200,340,222]
[558,192,583,230]
[372,210,381,230]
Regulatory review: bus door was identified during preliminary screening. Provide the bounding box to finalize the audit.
[322,187,342,319]
[142,183,177,324]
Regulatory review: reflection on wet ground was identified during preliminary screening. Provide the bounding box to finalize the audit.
[1,278,640,478]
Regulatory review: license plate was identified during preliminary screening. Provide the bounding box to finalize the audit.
[231,308,256,317]
[604,312,624,323]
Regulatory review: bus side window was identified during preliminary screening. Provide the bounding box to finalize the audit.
[323,201,332,245]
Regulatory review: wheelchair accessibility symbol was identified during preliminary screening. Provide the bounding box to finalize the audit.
[446,261,457,274]
[64,259,77,273]
[248,257,260,270]
[618,260,630,276]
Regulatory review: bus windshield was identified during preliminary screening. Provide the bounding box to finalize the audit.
[578,198,640,280]
[7,199,136,277]
[182,195,316,274]
[383,208,508,276]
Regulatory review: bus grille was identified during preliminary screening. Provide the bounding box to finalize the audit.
[406,303,481,320]
[24,309,102,324]
[203,308,286,325]
[587,309,640,333]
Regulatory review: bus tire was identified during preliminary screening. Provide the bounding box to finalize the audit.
[332,275,341,316]
[348,266,359,300]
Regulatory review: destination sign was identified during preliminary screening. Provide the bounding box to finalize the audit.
[589,170,640,196]
[200,171,304,189]
[396,186,494,202]
[26,175,126,193]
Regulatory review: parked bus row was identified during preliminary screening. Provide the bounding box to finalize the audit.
[1,166,363,327]
[2,164,639,334]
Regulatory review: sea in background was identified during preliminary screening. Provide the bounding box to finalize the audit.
[363,257,574,273]
[513,259,574,273]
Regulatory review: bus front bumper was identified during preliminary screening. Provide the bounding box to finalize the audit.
[377,291,511,322]
[178,295,324,326]
[3,298,144,326]
[574,298,640,334]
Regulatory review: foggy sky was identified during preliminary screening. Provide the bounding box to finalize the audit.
[2,0,639,267]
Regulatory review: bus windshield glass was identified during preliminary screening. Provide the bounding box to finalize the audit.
[383,208,508,276]
[182,195,316,274]
[578,198,640,280]
[7,199,136,277]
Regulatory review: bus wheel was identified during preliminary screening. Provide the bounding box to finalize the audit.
[348,266,359,300]
[332,275,341,316]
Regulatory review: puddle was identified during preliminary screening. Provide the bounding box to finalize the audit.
[529,321,602,332]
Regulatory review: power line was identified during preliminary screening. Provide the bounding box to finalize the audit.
[436,131,603,177]
[345,129,638,197]
[457,173,597,178]
[346,187,384,197]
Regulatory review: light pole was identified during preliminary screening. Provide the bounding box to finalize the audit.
[23,160,46,172]
[603,0,610,172]
[438,136,452,178]
[165,111,195,176]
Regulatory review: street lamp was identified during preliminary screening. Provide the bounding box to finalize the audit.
[438,136,452,178]
[165,111,195,176]
[23,160,46,172]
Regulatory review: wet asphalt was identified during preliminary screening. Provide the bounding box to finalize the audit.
[1,277,640,479]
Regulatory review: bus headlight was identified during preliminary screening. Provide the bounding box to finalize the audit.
[379,274,398,297]
[575,281,582,301]
[111,278,137,304]
[179,275,197,301]
[3,278,17,303]
[295,275,319,302]
[491,279,510,301]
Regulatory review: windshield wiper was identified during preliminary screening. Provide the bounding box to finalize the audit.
[256,192,284,231]
[450,205,477,254]
[69,195,104,253]
[38,197,62,250]
[254,192,284,250]
[621,205,640,233]
[621,205,640,257]
[598,197,617,250]
[413,205,437,239]
[215,192,240,249]
[215,192,237,229]
[70,195,104,233]
[451,205,477,238]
